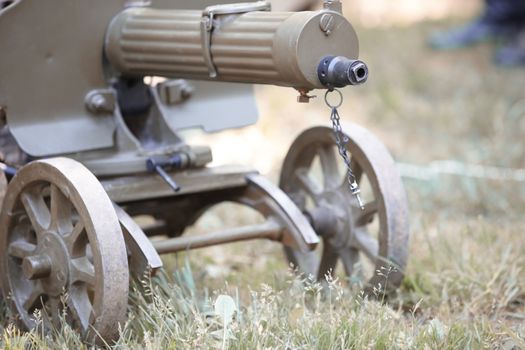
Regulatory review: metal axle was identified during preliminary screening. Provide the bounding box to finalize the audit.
[153,219,283,254]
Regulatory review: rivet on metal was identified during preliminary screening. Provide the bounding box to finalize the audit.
[90,95,106,110]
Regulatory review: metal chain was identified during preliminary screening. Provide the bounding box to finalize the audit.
[325,90,364,209]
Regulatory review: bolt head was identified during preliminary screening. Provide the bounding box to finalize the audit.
[91,94,106,110]
[85,90,115,114]
[319,14,335,35]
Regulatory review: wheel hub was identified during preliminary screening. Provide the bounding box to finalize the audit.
[308,189,356,248]
[23,232,70,296]
[22,254,52,280]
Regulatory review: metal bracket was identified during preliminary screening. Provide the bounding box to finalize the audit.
[157,79,194,106]
[323,0,342,13]
[200,1,271,78]
[148,173,319,255]
[114,204,163,279]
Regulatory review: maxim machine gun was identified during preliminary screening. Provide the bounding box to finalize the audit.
[0,0,409,343]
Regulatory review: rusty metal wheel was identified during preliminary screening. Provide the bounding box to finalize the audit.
[0,158,129,342]
[280,124,409,291]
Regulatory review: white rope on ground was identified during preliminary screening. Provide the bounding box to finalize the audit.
[397,160,525,182]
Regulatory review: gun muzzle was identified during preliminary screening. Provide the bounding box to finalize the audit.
[105,3,365,90]
[318,56,368,89]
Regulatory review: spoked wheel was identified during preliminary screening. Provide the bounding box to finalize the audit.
[0,158,129,343]
[280,124,409,291]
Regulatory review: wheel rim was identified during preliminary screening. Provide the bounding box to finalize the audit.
[0,158,129,342]
[280,124,409,290]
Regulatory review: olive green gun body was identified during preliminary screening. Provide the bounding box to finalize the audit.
[0,0,365,173]
[106,3,360,89]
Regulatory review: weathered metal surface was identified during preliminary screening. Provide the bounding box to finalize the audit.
[114,204,163,278]
[105,6,359,89]
[0,158,129,343]
[280,124,409,289]
[0,0,362,181]
[0,127,28,167]
[149,0,260,133]
[245,174,319,251]
[156,79,259,133]
[0,0,259,161]
[154,0,320,12]
[80,146,212,179]
[154,219,282,254]
[143,173,318,253]
[152,0,250,9]
[0,0,124,156]
[271,0,319,11]
[103,164,256,203]
[154,0,321,12]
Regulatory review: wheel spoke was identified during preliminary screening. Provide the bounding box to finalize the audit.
[67,288,93,332]
[70,257,95,286]
[316,241,339,281]
[64,222,87,257]
[50,185,73,235]
[295,168,322,200]
[8,241,36,259]
[47,297,62,325]
[338,247,361,279]
[47,297,61,322]
[355,201,379,226]
[22,283,44,311]
[317,145,340,190]
[350,228,379,263]
[20,189,50,234]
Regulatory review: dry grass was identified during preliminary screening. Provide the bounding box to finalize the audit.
[3,2,525,349]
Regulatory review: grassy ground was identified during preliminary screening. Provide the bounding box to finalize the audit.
[3,3,525,349]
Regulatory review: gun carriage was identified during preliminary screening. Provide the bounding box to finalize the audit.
[0,0,409,343]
